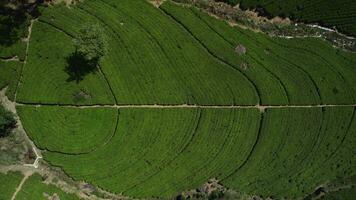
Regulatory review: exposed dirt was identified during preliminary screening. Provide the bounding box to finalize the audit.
[235,44,247,55]
[148,0,166,8]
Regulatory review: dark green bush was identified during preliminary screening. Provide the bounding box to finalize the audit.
[0,106,16,137]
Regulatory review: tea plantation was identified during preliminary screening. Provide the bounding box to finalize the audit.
[0,0,355,199]
[221,0,356,36]
[0,172,23,200]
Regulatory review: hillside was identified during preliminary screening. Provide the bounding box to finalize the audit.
[220,0,356,36]
[0,0,355,199]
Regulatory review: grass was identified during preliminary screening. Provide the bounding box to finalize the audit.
[0,171,23,200]
[223,0,356,36]
[17,106,118,154]
[15,173,81,200]
[0,61,22,101]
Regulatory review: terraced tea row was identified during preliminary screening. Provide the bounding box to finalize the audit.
[0,61,22,101]
[222,0,356,36]
[15,21,115,105]
[15,0,356,106]
[17,105,356,199]
[16,0,258,105]
[161,1,356,105]
[8,0,356,199]
[17,106,118,154]
[224,107,356,198]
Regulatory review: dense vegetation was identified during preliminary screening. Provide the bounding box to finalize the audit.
[4,0,356,199]
[0,105,16,137]
[18,106,118,154]
[0,171,23,200]
[218,0,356,36]
[32,107,261,198]
[0,61,22,101]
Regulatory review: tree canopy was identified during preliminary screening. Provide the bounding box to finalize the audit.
[73,24,108,63]
[0,106,16,137]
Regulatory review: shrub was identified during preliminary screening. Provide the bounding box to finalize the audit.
[73,24,108,63]
[0,105,16,137]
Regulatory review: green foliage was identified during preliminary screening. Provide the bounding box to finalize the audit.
[0,105,16,138]
[11,0,356,199]
[218,0,356,36]
[323,186,356,200]
[0,6,29,59]
[0,171,23,200]
[17,106,118,154]
[0,61,22,101]
[16,21,115,105]
[15,173,81,200]
[32,0,259,105]
[74,24,108,62]
[35,108,261,198]
[161,1,356,105]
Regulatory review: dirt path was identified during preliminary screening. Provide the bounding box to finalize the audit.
[0,56,21,62]
[14,19,35,102]
[15,102,356,112]
[1,88,43,168]
[10,170,33,200]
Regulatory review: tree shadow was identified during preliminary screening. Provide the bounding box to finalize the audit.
[64,52,99,83]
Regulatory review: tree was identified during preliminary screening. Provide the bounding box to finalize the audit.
[0,106,16,137]
[73,24,108,63]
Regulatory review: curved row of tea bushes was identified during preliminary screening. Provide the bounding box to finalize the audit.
[17,106,118,154]
[35,108,261,198]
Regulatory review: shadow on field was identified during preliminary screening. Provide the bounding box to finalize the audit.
[65,52,98,83]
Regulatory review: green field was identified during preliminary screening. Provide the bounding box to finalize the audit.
[0,61,22,101]
[0,171,23,200]
[22,107,261,198]
[15,173,81,200]
[220,0,356,36]
[17,106,118,154]
[1,0,355,199]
